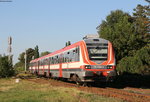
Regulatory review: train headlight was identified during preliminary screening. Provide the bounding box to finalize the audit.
[107,66,113,69]
[85,65,91,69]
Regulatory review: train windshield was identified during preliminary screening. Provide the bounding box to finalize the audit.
[86,43,108,62]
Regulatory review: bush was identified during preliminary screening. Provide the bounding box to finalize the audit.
[0,55,15,78]
[14,62,25,73]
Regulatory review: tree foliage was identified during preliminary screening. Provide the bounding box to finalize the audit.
[40,51,50,57]
[133,4,150,44]
[65,41,71,46]
[0,55,14,77]
[17,48,35,70]
[14,61,25,72]
[34,45,39,59]
[97,4,150,74]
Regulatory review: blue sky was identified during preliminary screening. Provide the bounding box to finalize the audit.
[0,0,148,64]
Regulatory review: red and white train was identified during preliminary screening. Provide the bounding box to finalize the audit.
[29,35,116,83]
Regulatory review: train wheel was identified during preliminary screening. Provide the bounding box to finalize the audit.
[44,72,47,77]
[47,73,51,78]
[35,71,38,76]
[82,82,87,86]
[71,74,82,85]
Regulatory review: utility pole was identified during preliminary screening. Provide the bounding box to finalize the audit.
[24,49,27,72]
[8,36,12,62]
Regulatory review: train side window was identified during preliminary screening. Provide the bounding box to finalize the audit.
[67,58,69,62]
[45,58,49,65]
[58,55,61,63]
[43,59,46,65]
[73,50,75,53]
[70,59,72,62]
[52,57,54,64]
[64,58,66,63]
[75,48,78,53]
[54,57,56,64]
[63,57,64,63]
[51,57,52,64]
[42,59,44,65]
[39,61,40,66]
[49,57,51,64]
[51,57,54,64]
[56,56,58,64]
[58,55,60,63]
[40,60,41,66]
[66,57,68,63]
[50,57,51,64]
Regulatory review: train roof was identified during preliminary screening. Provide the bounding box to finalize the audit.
[30,40,83,63]
[83,38,108,44]
[30,37,109,63]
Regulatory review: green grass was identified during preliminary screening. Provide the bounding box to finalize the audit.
[0,78,122,102]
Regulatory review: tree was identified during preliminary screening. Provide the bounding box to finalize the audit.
[34,45,39,59]
[0,55,14,77]
[40,51,50,57]
[133,4,150,44]
[65,41,71,46]
[17,48,35,70]
[68,41,71,45]
[65,42,68,47]
[14,61,24,72]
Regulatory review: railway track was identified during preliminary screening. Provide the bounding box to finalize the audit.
[27,78,150,102]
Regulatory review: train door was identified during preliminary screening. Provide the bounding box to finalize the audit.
[48,57,51,77]
[37,61,39,75]
[59,54,63,77]
[43,60,44,75]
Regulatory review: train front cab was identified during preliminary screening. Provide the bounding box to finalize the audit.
[79,38,117,82]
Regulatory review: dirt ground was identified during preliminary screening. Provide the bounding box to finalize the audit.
[26,78,150,102]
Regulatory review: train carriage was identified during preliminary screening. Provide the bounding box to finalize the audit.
[29,35,117,83]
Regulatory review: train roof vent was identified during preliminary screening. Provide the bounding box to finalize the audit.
[83,34,99,39]
[93,39,99,41]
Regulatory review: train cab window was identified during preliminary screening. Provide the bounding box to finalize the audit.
[86,43,108,62]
